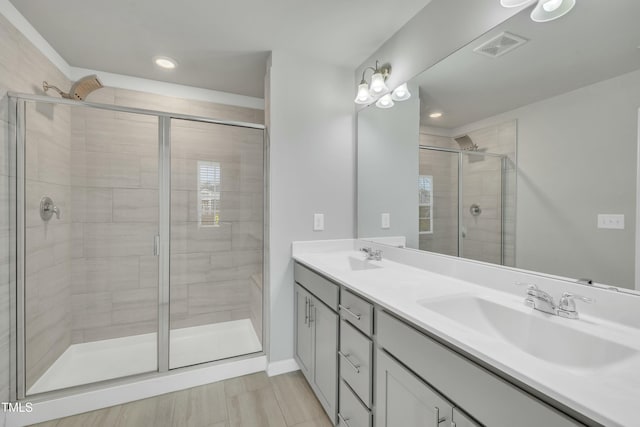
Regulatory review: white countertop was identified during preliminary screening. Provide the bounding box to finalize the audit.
[292,244,640,427]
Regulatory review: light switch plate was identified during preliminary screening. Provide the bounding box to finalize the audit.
[597,214,624,230]
[381,213,390,229]
[313,213,324,231]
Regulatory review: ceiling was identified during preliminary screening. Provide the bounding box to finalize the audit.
[417,0,640,129]
[10,0,432,98]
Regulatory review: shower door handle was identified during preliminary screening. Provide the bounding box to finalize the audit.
[153,235,160,256]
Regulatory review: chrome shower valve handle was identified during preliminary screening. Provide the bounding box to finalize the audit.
[40,196,60,221]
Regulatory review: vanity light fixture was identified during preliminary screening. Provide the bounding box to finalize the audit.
[355,82,374,104]
[154,56,178,69]
[376,94,395,109]
[354,60,391,105]
[500,0,534,7]
[499,0,575,22]
[530,0,575,22]
[354,60,412,108]
[391,83,411,101]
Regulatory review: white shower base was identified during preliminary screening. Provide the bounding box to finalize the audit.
[27,319,262,395]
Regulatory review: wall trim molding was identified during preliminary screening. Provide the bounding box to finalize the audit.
[0,0,264,110]
[5,356,267,427]
[266,359,299,377]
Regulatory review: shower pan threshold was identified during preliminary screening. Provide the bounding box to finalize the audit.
[27,319,262,395]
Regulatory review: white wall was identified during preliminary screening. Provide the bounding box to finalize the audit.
[357,84,420,247]
[267,51,355,362]
[455,69,640,289]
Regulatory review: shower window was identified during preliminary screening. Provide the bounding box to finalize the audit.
[418,175,433,234]
[197,160,221,227]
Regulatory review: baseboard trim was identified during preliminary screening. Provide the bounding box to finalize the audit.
[6,355,267,427]
[267,359,299,377]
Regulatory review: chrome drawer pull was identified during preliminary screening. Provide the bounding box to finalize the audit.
[338,413,352,427]
[304,297,309,325]
[338,351,361,374]
[339,304,361,320]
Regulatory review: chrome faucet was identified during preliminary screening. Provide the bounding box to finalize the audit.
[517,283,557,315]
[557,293,594,319]
[360,247,382,261]
[514,283,594,319]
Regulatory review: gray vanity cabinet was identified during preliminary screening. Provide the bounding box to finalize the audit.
[312,297,339,419]
[294,264,339,424]
[376,349,455,427]
[295,283,313,381]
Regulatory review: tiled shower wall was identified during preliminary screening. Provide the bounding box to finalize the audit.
[419,120,516,266]
[24,102,73,390]
[462,121,516,266]
[0,12,74,395]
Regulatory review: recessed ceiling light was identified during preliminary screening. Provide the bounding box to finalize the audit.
[154,56,177,69]
[429,112,443,118]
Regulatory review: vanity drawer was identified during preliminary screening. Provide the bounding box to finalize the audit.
[376,310,582,427]
[339,290,373,336]
[339,320,373,407]
[338,380,371,427]
[294,262,339,311]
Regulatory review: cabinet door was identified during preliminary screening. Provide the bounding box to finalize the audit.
[313,298,339,422]
[376,349,453,427]
[295,284,313,381]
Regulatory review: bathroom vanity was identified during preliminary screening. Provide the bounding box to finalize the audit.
[292,240,640,427]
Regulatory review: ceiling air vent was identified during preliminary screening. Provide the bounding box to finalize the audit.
[473,32,528,58]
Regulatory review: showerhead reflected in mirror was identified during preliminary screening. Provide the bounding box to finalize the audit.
[357,0,640,292]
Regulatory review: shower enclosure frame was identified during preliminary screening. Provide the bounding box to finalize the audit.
[419,145,507,265]
[7,92,268,402]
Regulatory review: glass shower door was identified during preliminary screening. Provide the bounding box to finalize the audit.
[460,152,504,265]
[169,118,264,369]
[418,148,460,256]
[21,101,160,395]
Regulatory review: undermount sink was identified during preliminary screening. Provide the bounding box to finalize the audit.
[418,295,637,370]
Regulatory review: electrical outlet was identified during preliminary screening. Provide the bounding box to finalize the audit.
[597,214,624,230]
[313,213,324,231]
[381,213,390,229]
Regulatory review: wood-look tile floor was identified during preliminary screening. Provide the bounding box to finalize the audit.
[31,371,332,427]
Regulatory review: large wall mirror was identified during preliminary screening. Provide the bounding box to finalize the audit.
[357,0,640,291]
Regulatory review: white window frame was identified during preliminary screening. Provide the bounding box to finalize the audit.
[419,175,433,235]
[197,160,221,228]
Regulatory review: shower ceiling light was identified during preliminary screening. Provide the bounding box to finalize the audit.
[429,112,443,118]
[530,0,575,22]
[154,56,177,69]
